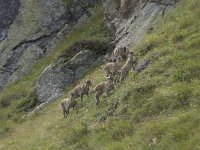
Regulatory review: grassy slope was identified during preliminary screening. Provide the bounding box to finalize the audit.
[1,0,200,149]
[0,5,110,141]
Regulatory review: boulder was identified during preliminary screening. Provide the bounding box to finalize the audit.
[35,50,100,103]
[136,58,151,73]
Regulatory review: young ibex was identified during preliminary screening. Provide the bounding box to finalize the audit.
[112,46,129,60]
[69,80,93,102]
[120,51,136,82]
[93,76,115,105]
[60,96,77,118]
[103,56,123,78]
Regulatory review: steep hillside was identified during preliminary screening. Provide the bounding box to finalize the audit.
[0,4,111,142]
[0,0,200,149]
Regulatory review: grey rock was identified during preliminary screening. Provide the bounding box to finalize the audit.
[35,64,74,103]
[35,50,98,103]
[0,29,7,42]
[67,50,94,69]
[136,58,151,73]
[0,0,20,32]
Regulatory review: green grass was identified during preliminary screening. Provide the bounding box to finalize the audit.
[1,0,200,149]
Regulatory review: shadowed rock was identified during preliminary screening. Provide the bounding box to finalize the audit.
[0,0,20,41]
[136,58,151,73]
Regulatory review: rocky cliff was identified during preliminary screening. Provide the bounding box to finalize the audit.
[104,0,178,49]
[0,0,100,89]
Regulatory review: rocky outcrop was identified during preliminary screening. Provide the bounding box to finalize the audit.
[0,0,101,89]
[33,37,109,107]
[136,58,151,73]
[35,50,103,104]
[104,0,178,50]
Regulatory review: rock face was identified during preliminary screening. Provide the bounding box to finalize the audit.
[0,0,20,41]
[104,0,178,49]
[0,0,100,89]
[35,50,101,103]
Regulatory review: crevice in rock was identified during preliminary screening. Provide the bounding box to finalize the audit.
[124,14,140,34]
[12,30,58,52]
[162,5,169,17]
[0,30,59,89]
[1,33,56,73]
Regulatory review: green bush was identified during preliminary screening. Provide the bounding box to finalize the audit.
[60,39,109,60]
